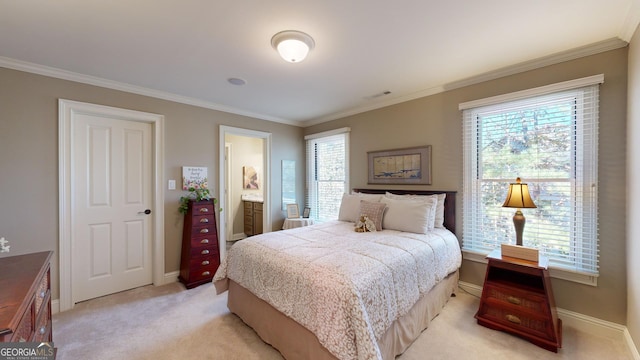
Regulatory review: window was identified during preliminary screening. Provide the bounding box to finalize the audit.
[305,128,350,222]
[460,75,602,283]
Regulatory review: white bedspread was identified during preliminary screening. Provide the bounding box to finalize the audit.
[213,220,461,360]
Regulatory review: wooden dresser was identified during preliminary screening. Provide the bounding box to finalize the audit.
[0,251,53,342]
[243,200,263,236]
[475,249,562,352]
[179,199,220,289]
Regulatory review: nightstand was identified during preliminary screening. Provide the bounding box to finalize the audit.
[475,249,562,352]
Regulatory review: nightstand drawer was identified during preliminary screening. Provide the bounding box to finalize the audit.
[482,304,555,340]
[484,284,546,313]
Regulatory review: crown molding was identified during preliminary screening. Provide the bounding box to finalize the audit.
[304,38,628,127]
[620,0,640,42]
[0,56,304,127]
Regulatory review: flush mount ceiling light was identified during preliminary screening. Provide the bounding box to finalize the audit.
[271,30,315,63]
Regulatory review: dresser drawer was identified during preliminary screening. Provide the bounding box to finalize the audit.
[190,245,219,258]
[34,270,50,315]
[32,297,50,343]
[193,203,214,215]
[11,302,34,342]
[190,235,217,248]
[484,283,546,313]
[191,224,217,236]
[193,214,214,225]
[189,258,219,274]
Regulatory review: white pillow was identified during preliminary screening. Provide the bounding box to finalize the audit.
[385,192,446,228]
[380,196,436,234]
[338,193,383,222]
[433,193,446,228]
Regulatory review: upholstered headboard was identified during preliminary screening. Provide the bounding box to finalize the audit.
[351,189,457,234]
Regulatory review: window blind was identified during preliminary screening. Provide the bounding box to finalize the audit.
[305,128,350,222]
[462,83,599,275]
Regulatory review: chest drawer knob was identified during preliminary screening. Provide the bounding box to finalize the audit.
[202,260,210,266]
[199,218,209,223]
[202,271,211,276]
[40,290,46,298]
[39,326,46,335]
[201,249,210,255]
[507,296,521,305]
[199,208,209,213]
[200,239,209,244]
[200,228,209,233]
[506,314,521,324]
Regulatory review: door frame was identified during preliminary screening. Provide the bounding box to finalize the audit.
[58,99,165,311]
[218,125,271,260]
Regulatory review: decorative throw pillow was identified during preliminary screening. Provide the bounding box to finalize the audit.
[338,193,383,222]
[359,200,386,231]
[380,196,436,234]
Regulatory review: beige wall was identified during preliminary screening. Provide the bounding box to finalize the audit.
[306,48,629,324]
[627,25,640,347]
[0,67,304,301]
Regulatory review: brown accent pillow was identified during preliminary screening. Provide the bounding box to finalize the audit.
[359,200,386,231]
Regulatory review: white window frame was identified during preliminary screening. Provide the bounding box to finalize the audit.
[305,127,350,222]
[459,75,603,286]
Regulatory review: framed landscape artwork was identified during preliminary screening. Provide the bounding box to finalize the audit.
[367,146,432,185]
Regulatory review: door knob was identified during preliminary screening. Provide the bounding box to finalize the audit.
[138,209,152,215]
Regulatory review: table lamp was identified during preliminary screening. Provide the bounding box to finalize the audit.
[502,177,537,246]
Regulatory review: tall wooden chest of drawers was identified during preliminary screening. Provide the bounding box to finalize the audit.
[243,200,263,236]
[0,251,53,342]
[179,199,220,289]
[475,249,562,352]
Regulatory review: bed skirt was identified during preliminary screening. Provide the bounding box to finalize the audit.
[227,270,459,360]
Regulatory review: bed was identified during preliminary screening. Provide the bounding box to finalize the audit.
[213,189,461,360]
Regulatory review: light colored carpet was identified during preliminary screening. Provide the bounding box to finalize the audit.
[52,282,632,359]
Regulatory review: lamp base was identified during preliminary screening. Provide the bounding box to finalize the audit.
[513,210,525,246]
[501,244,539,262]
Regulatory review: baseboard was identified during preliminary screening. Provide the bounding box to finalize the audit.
[51,299,60,315]
[459,280,640,357]
[231,233,247,241]
[625,328,640,360]
[163,270,180,284]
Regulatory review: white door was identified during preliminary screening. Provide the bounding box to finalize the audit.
[72,113,153,303]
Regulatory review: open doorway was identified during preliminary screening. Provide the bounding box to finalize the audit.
[218,126,271,260]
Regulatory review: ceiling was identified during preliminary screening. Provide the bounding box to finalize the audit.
[0,1,638,127]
